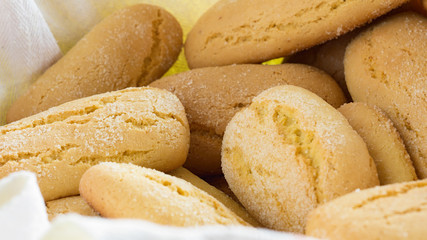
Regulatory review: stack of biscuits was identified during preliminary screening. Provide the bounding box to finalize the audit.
[1,1,426,239]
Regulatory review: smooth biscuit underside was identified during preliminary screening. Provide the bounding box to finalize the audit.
[0,88,187,174]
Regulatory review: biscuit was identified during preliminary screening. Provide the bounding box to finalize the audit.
[204,174,240,203]
[344,12,427,178]
[185,0,407,68]
[0,87,190,201]
[79,162,250,227]
[221,85,379,233]
[169,167,262,227]
[46,195,99,221]
[150,64,346,176]
[339,102,417,184]
[7,4,182,123]
[306,179,427,240]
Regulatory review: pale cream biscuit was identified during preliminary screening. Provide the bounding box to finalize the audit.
[339,102,418,184]
[306,179,427,240]
[46,195,99,221]
[150,64,346,176]
[7,4,182,123]
[344,12,427,178]
[0,87,190,201]
[221,85,379,233]
[185,0,407,68]
[169,167,262,227]
[79,162,250,227]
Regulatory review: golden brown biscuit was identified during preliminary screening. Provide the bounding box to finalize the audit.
[7,4,182,123]
[150,64,346,176]
[204,174,240,203]
[306,179,427,240]
[0,87,190,201]
[169,167,262,227]
[222,85,379,233]
[339,102,417,184]
[46,195,99,221]
[79,162,250,227]
[345,12,427,178]
[185,0,407,68]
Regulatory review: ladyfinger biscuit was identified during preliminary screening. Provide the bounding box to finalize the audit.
[306,179,427,240]
[150,64,346,176]
[169,167,262,227]
[344,12,427,178]
[79,162,250,227]
[185,0,407,68]
[222,85,379,233]
[0,87,190,201]
[7,4,182,123]
[339,102,417,184]
[204,174,240,203]
[46,196,99,221]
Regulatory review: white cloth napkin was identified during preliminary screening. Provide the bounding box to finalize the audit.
[42,214,315,240]
[0,171,50,240]
[0,0,62,125]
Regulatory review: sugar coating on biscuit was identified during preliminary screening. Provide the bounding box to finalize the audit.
[339,102,417,185]
[46,195,99,221]
[79,162,250,227]
[0,87,190,201]
[345,12,427,178]
[306,179,427,240]
[222,85,378,233]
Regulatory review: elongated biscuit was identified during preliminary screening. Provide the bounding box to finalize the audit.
[345,12,427,178]
[306,179,427,240]
[150,64,346,176]
[46,196,99,221]
[185,0,407,68]
[339,102,417,184]
[0,87,190,201]
[169,167,262,227]
[222,85,379,233]
[80,162,250,227]
[7,4,182,123]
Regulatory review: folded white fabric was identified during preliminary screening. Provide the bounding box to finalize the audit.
[43,214,315,240]
[0,171,50,240]
[0,0,62,125]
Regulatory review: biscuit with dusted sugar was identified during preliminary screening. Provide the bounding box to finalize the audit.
[150,64,346,176]
[169,167,262,227]
[46,196,99,221]
[7,4,182,123]
[221,85,379,233]
[80,162,250,227]
[339,102,417,184]
[0,87,190,201]
[185,0,407,68]
[345,12,427,178]
[306,179,427,240]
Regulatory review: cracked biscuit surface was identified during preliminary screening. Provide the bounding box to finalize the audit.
[79,162,250,227]
[7,4,182,123]
[306,179,427,240]
[0,87,190,201]
[185,0,407,68]
[150,64,346,176]
[345,12,427,178]
[221,85,379,233]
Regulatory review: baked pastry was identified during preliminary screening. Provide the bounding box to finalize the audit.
[46,195,98,221]
[221,85,379,233]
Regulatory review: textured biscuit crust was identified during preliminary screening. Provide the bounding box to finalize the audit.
[339,102,417,184]
[221,85,379,233]
[80,163,250,227]
[0,87,190,201]
[344,12,427,178]
[306,179,427,240]
[185,0,407,68]
[46,195,98,221]
[150,64,346,176]
[169,167,262,227]
[7,4,182,123]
